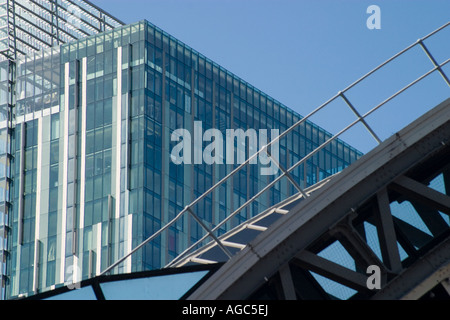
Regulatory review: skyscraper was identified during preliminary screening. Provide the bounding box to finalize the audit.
[1,3,362,299]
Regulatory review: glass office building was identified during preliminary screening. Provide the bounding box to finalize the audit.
[1,13,362,298]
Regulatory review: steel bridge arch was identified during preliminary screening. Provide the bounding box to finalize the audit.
[188,98,450,300]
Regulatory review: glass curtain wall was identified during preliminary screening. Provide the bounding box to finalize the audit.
[0,59,12,300]
[6,20,362,298]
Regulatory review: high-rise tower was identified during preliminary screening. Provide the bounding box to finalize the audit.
[1,4,361,299]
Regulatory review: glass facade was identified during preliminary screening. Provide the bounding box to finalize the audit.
[3,20,362,299]
[0,59,12,299]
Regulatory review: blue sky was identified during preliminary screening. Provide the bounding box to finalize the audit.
[91,0,450,153]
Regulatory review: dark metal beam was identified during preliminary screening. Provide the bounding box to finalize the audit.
[376,188,403,273]
[393,217,433,249]
[332,223,386,277]
[411,201,449,236]
[279,264,297,300]
[294,250,369,292]
[288,263,331,300]
[372,236,450,300]
[391,175,450,215]
[443,168,450,196]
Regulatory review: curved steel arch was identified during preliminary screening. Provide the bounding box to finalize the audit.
[188,98,450,300]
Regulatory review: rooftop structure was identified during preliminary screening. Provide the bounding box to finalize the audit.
[0,0,124,61]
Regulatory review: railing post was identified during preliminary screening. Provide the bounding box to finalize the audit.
[418,39,450,87]
[339,91,382,145]
[264,146,309,199]
[186,206,233,259]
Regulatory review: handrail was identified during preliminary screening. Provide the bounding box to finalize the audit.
[167,173,339,268]
[101,21,450,276]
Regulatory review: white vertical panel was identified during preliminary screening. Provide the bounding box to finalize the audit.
[115,46,122,220]
[80,57,87,231]
[75,57,87,283]
[96,222,102,276]
[60,62,70,284]
[72,255,79,285]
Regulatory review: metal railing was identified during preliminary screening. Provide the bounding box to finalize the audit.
[168,172,340,268]
[101,21,450,276]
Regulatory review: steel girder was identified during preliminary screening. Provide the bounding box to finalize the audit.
[188,98,450,300]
